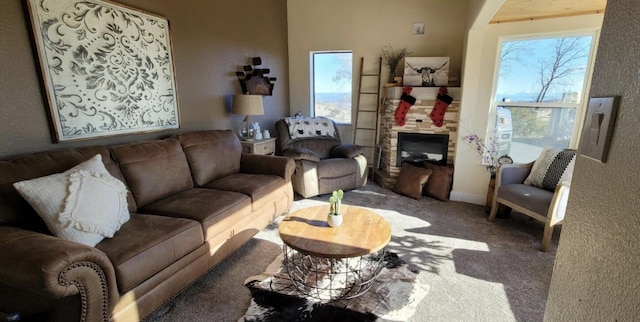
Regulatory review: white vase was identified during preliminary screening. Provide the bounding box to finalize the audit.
[327,213,343,227]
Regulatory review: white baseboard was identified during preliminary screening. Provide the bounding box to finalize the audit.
[450,191,485,205]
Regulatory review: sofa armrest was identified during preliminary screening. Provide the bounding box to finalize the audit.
[0,226,118,321]
[240,153,296,182]
[331,144,363,159]
[280,147,320,162]
[496,162,534,187]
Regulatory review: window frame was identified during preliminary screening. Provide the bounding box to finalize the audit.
[489,31,600,160]
[310,50,353,125]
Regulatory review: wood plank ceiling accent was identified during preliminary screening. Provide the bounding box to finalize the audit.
[490,0,607,24]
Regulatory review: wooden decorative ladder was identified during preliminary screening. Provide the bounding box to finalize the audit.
[353,57,382,174]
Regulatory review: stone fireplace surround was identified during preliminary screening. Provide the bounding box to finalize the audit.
[374,86,460,189]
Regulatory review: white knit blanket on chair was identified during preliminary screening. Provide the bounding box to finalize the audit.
[284,116,336,139]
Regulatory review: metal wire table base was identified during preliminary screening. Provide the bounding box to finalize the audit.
[282,245,386,302]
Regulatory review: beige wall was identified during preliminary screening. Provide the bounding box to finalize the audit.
[466,0,494,29]
[287,0,468,144]
[452,13,604,204]
[545,0,640,319]
[0,0,289,158]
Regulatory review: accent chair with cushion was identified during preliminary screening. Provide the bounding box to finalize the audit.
[488,147,576,251]
[275,116,367,198]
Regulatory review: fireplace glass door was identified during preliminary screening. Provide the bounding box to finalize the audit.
[396,133,449,166]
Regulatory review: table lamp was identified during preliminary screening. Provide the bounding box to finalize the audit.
[232,94,264,140]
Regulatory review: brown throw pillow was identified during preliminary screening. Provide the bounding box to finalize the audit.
[393,163,433,200]
[423,162,454,201]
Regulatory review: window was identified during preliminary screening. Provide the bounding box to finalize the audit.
[311,52,352,124]
[493,34,596,163]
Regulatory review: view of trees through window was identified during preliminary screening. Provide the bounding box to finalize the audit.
[312,52,352,124]
[494,35,594,162]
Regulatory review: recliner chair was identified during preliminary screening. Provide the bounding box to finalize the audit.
[275,117,367,198]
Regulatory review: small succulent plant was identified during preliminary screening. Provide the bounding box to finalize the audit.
[329,189,344,215]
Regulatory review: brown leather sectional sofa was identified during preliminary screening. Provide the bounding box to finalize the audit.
[0,130,295,321]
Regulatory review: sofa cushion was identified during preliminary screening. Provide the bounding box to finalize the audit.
[13,154,130,247]
[140,188,252,240]
[176,130,242,186]
[317,158,358,179]
[524,147,576,191]
[111,139,194,207]
[497,184,554,216]
[393,163,433,200]
[289,139,340,160]
[204,173,287,210]
[275,119,342,159]
[0,146,135,230]
[281,147,320,162]
[331,144,364,159]
[96,213,203,293]
[61,171,129,237]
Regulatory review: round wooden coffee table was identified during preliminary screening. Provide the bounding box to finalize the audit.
[278,205,391,301]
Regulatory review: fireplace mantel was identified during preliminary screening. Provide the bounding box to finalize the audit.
[374,86,461,189]
[384,86,462,101]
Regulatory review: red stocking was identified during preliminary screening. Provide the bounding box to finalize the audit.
[394,86,416,126]
[430,87,453,127]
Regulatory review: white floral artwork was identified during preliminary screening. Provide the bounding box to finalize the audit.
[26,0,179,142]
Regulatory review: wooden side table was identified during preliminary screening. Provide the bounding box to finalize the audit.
[240,137,275,155]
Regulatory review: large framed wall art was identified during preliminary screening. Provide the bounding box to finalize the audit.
[25,0,180,142]
[402,57,450,87]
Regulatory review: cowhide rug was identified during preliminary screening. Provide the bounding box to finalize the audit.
[240,252,428,322]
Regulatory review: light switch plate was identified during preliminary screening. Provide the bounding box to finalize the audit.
[578,96,619,162]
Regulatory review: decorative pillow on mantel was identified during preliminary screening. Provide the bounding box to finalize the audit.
[524,147,576,191]
[13,154,130,247]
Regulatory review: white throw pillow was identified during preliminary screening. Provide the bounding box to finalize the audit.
[13,154,130,247]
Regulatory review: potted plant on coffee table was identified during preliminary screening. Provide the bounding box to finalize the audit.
[327,189,344,227]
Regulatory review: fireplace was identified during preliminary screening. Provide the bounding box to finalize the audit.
[373,86,459,189]
[396,132,449,166]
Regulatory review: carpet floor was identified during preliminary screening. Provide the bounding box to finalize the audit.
[143,182,559,322]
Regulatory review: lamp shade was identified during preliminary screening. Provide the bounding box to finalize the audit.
[232,94,264,116]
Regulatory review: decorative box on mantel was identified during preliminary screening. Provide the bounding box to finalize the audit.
[374,86,461,189]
